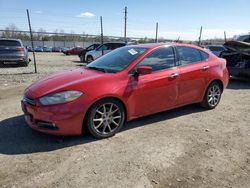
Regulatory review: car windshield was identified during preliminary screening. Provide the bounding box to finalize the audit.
[0,40,21,46]
[86,47,148,73]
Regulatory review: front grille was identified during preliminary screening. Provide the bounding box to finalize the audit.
[23,96,36,106]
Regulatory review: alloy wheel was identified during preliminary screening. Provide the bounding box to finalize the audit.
[207,84,221,107]
[92,103,122,135]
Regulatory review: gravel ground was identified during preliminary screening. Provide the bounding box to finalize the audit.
[0,53,250,188]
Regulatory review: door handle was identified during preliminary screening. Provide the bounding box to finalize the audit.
[169,73,179,79]
[202,65,210,71]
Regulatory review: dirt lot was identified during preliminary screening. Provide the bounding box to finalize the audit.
[0,53,250,188]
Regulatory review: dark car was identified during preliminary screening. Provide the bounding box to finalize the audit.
[52,47,62,52]
[79,43,100,62]
[43,47,52,52]
[220,41,250,78]
[26,46,33,52]
[204,45,226,57]
[234,34,250,43]
[63,47,84,55]
[34,47,43,52]
[0,38,30,66]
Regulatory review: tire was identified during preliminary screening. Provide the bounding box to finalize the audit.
[86,98,125,139]
[201,82,222,109]
[86,56,93,64]
[20,61,28,67]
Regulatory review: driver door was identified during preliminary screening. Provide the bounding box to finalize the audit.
[127,47,179,117]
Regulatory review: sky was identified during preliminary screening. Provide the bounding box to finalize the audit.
[0,0,250,40]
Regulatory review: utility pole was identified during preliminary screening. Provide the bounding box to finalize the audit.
[124,6,127,43]
[198,26,203,46]
[100,16,104,55]
[155,22,158,43]
[224,31,227,42]
[26,9,37,73]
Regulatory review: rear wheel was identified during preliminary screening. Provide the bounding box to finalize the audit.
[201,82,222,109]
[86,99,125,139]
[21,61,28,67]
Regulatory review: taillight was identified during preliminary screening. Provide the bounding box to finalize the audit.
[16,47,25,51]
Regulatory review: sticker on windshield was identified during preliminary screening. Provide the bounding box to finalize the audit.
[128,48,138,55]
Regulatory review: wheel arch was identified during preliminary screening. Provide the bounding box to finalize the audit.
[208,79,224,92]
[82,96,128,134]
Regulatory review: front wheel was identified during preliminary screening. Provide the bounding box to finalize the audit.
[201,82,222,109]
[86,99,125,139]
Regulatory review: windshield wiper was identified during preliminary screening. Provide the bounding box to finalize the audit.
[86,66,107,73]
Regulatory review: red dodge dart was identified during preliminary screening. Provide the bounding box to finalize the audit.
[21,43,229,138]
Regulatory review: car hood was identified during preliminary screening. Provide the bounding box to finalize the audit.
[26,68,104,98]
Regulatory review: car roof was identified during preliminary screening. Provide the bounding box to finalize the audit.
[0,38,22,42]
[128,43,205,50]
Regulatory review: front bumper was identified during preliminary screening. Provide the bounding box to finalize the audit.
[21,98,87,136]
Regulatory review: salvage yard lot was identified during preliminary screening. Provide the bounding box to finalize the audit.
[0,53,250,188]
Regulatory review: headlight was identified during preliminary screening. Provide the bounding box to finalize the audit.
[39,90,83,106]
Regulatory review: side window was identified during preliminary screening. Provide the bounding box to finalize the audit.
[136,47,176,72]
[105,44,113,50]
[97,45,108,51]
[86,45,94,51]
[108,44,116,50]
[176,46,202,66]
[199,50,209,61]
[115,43,125,48]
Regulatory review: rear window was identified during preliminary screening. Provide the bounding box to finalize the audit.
[0,40,21,46]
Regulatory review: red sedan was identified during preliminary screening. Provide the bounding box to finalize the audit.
[63,47,84,55]
[21,43,229,138]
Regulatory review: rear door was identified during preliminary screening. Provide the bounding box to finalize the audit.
[175,46,209,105]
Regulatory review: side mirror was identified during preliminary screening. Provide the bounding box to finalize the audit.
[136,66,152,76]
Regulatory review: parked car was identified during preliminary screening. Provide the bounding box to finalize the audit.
[42,47,52,52]
[52,47,62,52]
[34,47,43,52]
[79,43,100,62]
[26,46,33,52]
[220,40,250,77]
[234,34,250,43]
[85,42,126,63]
[21,43,229,138]
[204,45,226,57]
[0,38,30,66]
[63,47,84,55]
